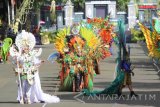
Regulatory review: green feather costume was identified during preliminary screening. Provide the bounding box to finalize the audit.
[0,38,12,62]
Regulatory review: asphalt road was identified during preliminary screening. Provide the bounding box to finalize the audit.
[0,43,159,107]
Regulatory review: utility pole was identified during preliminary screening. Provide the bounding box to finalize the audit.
[7,0,11,25]
[11,0,15,24]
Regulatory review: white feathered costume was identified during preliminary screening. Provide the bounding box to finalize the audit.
[10,30,60,104]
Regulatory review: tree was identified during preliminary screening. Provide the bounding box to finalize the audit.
[29,0,46,28]
[116,0,130,12]
[72,0,85,12]
[55,0,85,12]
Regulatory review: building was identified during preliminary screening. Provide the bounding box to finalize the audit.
[137,0,158,22]
[128,0,137,29]
[85,0,116,19]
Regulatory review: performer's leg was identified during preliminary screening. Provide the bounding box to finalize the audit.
[83,72,88,89]
[127,85,138,97]
[94,59,100,74]
[21,79,32,104]
[79,71,85,90]
[126,74,138,97]
[18,78,24,104]
[21,79,27,103]
[74,72,81,92]
[117,72,126,96]
[79,72,83,87]
[117,84,125,96]
[26,82,32,104]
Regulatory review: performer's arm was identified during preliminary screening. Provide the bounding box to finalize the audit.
[34,57,44,67]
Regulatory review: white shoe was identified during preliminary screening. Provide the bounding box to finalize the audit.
[26,95,31,104]
[27,99,31,104]
[20,99,24,104]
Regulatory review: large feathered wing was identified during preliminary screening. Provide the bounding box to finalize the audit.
[54,27,70,54]
[80,27,100,50]
[138,22,160,58]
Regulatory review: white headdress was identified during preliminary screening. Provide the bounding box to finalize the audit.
[15,30,36,51]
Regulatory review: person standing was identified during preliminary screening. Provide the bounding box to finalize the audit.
[10,30,60,104]
[118,51,138,97]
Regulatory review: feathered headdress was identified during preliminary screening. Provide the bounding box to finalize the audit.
[15,30,36,51]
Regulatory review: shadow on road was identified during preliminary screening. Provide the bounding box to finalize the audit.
[93,82,160,89]
[58,91,160,107]
[0,101,18,104]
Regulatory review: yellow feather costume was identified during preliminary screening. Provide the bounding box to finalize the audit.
[138,22,160,58]
[54,26,100,55]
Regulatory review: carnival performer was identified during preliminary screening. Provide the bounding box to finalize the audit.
[51,23,100,92]
[138,10,160,59]
[74,45,86,92]
[63,30,86,92]
[118,47,138,97]
[10,30,60,104]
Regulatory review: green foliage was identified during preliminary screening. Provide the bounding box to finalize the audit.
[131,28,145,42]
[40,31,56,43]
[33,0,46,10]
[72,0,85,12]
[55,0,85,12]
[116,0,130,12]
